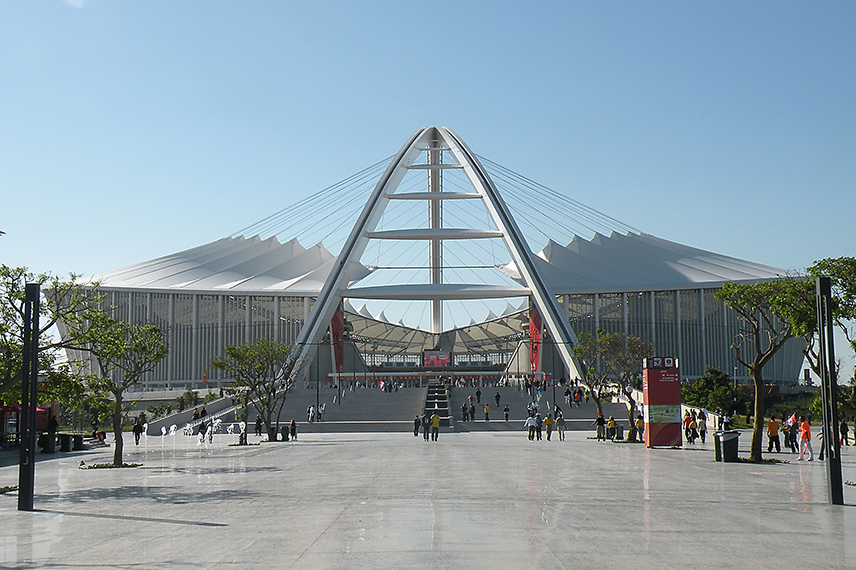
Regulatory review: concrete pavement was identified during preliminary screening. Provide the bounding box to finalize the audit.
[1,429,855,569]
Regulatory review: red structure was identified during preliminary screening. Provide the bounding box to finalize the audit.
[642,357,681,447]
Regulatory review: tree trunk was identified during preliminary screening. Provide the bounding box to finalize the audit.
[592,395,603,417]
[625,392,637,442]
[267,423,278,442]
[749,367,765,463]
[112,391,124,467]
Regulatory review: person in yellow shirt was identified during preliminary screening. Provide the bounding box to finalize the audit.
[544,413,554,441]
[607,416,617,441]
[635,414,645,443]
[767,415,781,453]
[430,412,440,441]
[483,403,490,422]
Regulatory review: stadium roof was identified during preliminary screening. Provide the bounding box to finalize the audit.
[83,235,372,295]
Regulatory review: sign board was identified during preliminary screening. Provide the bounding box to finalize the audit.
[642,356,681,447]
[423,351,451,368]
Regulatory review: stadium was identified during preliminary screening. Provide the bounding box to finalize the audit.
[77,127,804,391]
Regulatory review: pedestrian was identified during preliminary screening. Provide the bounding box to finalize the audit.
[593,413,606,441]
[414,415,421,437]
[635,414,645,443]
[535,413,543,441]
[475,388,482,404]
[462,403,469,422]
[255,415,263,437]
[524,415,537,441]
[200,406,208,418]
[495,392,501,407]
[840,418,849,446]
[430,411,440,441]
[469,403,476,423]
[556,413,566,441]
[484,403,490,422]
[683,411,692,441]
[767,415,781,453]
[544,413,554,441]
[289,419,298,441]
[132,421,144,445]
[504,404,510,421]
[422,413,431,441]
[797,416,814,461]
[689,417,698,444]
[192,408,200,421]
[697,410,707,443]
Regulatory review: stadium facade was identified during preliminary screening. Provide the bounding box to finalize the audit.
[77,127,804,391]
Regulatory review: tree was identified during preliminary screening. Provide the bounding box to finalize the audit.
[74,312,167,467]
[599,332,653,442]
[0,265,101,396]
[682,367,745,417]
[571,331,614,417]
[715,278,811,462]
[805,257,856,377]
[212,338,297,442]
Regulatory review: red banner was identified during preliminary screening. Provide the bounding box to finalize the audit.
[642,357,681,447]
[331,308,344,374]
[529,303,542,373]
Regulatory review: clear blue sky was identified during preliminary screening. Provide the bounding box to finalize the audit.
[1,2,854,367]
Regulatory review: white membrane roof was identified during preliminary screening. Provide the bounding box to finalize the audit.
[500,232,790,294]
[83,236,372,295]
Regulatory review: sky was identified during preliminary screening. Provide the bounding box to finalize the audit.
[1,2,854,372]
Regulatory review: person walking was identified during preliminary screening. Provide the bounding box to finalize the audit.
[413,415,421,437]
[475,388,482,404]
[840,418,849,446]
[524,415,537,441]
[469,403,476,423]
[461,403,469,422]
[767,415,781,453]
[697,411,707,443]
[484,403,490,422]
[289,419,298,441]
[430,411,440,441]
[593,413,606,441]
[535,413,543,441]
[544,413,554,441]
[495,392,501,407]
[255,415,263,437]
[422,413,431,441]
[132,421,145,446]
[797,416,814,461]
[504,404,510,421]
[607,416,617,441]
[635,414,645,443]
[556,413,566,441]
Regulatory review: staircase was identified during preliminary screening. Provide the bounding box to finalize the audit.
[425,380,451,427]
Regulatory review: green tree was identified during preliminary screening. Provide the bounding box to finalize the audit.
[682,367,745,417]
[599,332,653,442]
[715,278,812,462]
[571,331,614,417]
[0,265,101,397]
[73,313,167,467]
[212,338,297,442]
[804,257,856,377]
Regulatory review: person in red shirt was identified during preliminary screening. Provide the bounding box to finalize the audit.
[797,416,814,461]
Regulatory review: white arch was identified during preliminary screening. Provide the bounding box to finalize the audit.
[292,127,582,380]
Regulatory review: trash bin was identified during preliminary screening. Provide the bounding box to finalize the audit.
[281,426,289,441]
[72,434,85,450]
[714,432,722,461]
[717,430,740,462]
[614,425,624,440]
[59,433,73,452]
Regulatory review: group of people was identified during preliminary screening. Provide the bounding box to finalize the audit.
[306,403,325,422]
[766,412,817,460]
[414,411,441,441]
[682,409,707,444]
[523,410,566,441]
[563,387,588,407]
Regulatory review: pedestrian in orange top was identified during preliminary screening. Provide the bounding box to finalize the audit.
[797,416,814,461]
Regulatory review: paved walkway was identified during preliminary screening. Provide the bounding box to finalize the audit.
[1,430,856,569]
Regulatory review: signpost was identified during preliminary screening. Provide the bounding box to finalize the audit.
[18,283,39,511]
[642,356,681,448]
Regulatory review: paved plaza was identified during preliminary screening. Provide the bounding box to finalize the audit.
[2,430,856,569]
